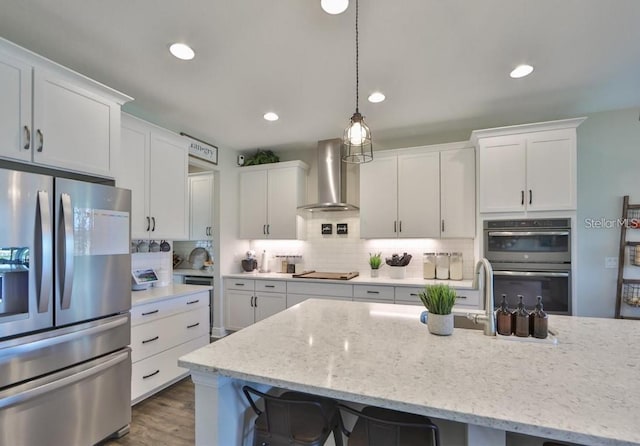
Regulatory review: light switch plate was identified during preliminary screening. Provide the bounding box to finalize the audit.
[605,257,618,269]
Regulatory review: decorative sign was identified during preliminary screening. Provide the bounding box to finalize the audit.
[182,133,218,165]
[337,223,348,235]
[321,223,333,235]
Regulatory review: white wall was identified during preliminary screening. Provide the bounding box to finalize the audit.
[576,107,640,317]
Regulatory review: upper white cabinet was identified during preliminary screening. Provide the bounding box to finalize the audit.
[239,161,308,239]
[0,39,130,177]
[189,172,214,240]
[360,144,475,239]
[119,113,189,240]
[472,118,585,214]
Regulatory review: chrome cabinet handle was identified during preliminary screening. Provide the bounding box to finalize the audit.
[151,217,156,232]
[146,216,150,231]
[187,322,200,329]
[142,336,159,344]
[23,125,31,150]
[59,193,74,310]
[36,129,43,152]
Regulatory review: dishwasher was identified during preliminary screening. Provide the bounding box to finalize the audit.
[183,275,214,336]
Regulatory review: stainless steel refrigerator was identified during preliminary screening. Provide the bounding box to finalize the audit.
[0,167,132,445]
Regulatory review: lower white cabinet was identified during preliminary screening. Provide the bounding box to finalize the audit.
[130,291,209,404]
[394,286,480,308]
[224,280,287,331]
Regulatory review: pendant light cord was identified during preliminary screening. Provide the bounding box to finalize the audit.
[355,0,359,114]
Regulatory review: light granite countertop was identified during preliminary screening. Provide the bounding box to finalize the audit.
[223,272,474,289]
[131,284,212,307]
[180,299,640,446]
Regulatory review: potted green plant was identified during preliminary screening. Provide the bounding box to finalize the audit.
[369,252,382,278]
[419,284,457,336]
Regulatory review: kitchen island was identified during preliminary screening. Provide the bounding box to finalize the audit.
[179,299,640,446]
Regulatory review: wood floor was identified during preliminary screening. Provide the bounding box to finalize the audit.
[103,378,195,446]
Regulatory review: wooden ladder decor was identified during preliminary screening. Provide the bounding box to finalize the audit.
[615,195,640,319]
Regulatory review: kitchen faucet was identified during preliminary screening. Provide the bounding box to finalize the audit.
[468,258,496,336]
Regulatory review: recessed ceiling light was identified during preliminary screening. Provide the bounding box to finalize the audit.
[321,0,348,14]
[510,64,534,79]
[169,43,195,60]
[263,112,279,122]
[368,92,386,103]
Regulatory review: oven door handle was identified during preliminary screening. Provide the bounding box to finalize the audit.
[493,271,570,278]
[488,231,570,237]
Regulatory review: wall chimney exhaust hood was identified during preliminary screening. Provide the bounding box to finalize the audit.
[298,138,359,212]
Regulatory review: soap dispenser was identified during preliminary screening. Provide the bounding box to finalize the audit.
[513,295,530,337]
[495,294,513,336]
[531,296,549,339]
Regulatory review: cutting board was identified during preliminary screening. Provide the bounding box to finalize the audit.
[292,271,359,280]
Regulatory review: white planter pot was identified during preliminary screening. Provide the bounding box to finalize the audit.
[427,313,454,336]
[388,266,406,279]
[370,268,379,278]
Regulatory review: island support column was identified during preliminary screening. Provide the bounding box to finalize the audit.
[190,372,246,446]
[467,424,506,446]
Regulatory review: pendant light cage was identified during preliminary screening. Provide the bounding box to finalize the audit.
[342,0,373,164]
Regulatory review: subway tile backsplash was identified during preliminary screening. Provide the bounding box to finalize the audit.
[251,211,475,279]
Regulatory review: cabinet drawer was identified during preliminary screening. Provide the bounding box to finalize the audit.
[131,307,209,363]
[225,278,254,291]
[286,281,353,298]
[131,334,209,404]
[256,280,286,293]
[394,287,424,305]
[453,289,480,308]
[353,285,394,301]
[131,291,208,326]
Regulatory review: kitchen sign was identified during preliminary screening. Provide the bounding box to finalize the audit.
[181,133,218,165]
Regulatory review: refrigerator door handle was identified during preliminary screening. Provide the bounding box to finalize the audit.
[59,193,74,309]
[35,190,52,313]
[0,350,129,410]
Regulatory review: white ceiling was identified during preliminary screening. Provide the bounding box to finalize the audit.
[1,0,639,152]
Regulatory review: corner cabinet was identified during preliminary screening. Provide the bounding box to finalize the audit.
[239,161,309,239]
[359,144,475,239]
[189,172,214,240]
[472,118,586,214]
[0,38,131,177]
[118,113,189,240]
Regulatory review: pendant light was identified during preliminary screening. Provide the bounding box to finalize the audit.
[342,0,373,164]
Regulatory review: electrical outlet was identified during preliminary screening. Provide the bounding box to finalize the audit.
[605,257,618,269]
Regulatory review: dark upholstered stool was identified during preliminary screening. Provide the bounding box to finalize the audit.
[242,386,344,446]
[338,404,440,446]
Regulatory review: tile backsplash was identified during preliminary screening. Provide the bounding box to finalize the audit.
[250,211,475,279]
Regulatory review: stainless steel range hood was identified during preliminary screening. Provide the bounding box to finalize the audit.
[298,138,359,212]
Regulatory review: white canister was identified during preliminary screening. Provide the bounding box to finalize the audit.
[449,252,463,280]
[436,253,450,280]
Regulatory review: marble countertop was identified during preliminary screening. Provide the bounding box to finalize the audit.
[131,284,212,307]
[223,272,474,289]
[173,268,214,277]
[180,299,640,446]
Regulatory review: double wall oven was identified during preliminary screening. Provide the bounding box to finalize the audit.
[484,219,571,314]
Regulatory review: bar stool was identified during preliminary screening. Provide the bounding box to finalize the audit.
[338,404,441,446]
[242,386,344,446]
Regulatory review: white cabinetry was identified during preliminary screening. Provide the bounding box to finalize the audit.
[189,172,214,240]
[286,281,353,307]
[394,286,480,309]
[360,144,475,239]
[473,118,585,214]
[224,279,287,331]
[130,291,209,404]
[0,39,130,177]
[239,161,308,239]
[119,113,189,240]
